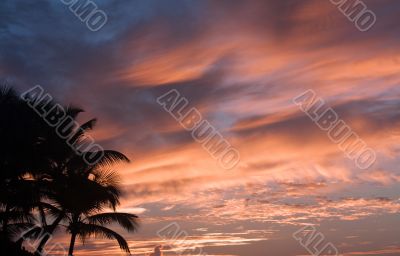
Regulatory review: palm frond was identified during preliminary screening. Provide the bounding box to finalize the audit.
[17,225,43,241]
[0,210,35,224]
[65,105,84,120]
[69,118,97,145]
[87,212,139,232]
[0,86,17,102]
[88,150,130,167]
[7,223,37,239]
[91,169,121,188]
[76,223,131,253]
[40,202,65,220]
[85,181,121,211]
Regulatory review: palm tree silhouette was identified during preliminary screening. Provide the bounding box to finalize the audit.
[0,86,47,245]
[1,86,140,255]
[31,109,138,254]
[66,209,138,255]
[33,116,136,254]
[42,168,139,255]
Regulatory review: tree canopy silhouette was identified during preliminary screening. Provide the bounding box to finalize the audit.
[0,86,138,256]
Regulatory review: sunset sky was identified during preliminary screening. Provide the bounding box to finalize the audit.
[1,0,400,255]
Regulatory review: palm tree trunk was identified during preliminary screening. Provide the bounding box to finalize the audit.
[68,232,77,256]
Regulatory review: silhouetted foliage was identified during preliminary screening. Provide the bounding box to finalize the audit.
[0,85,138,255]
